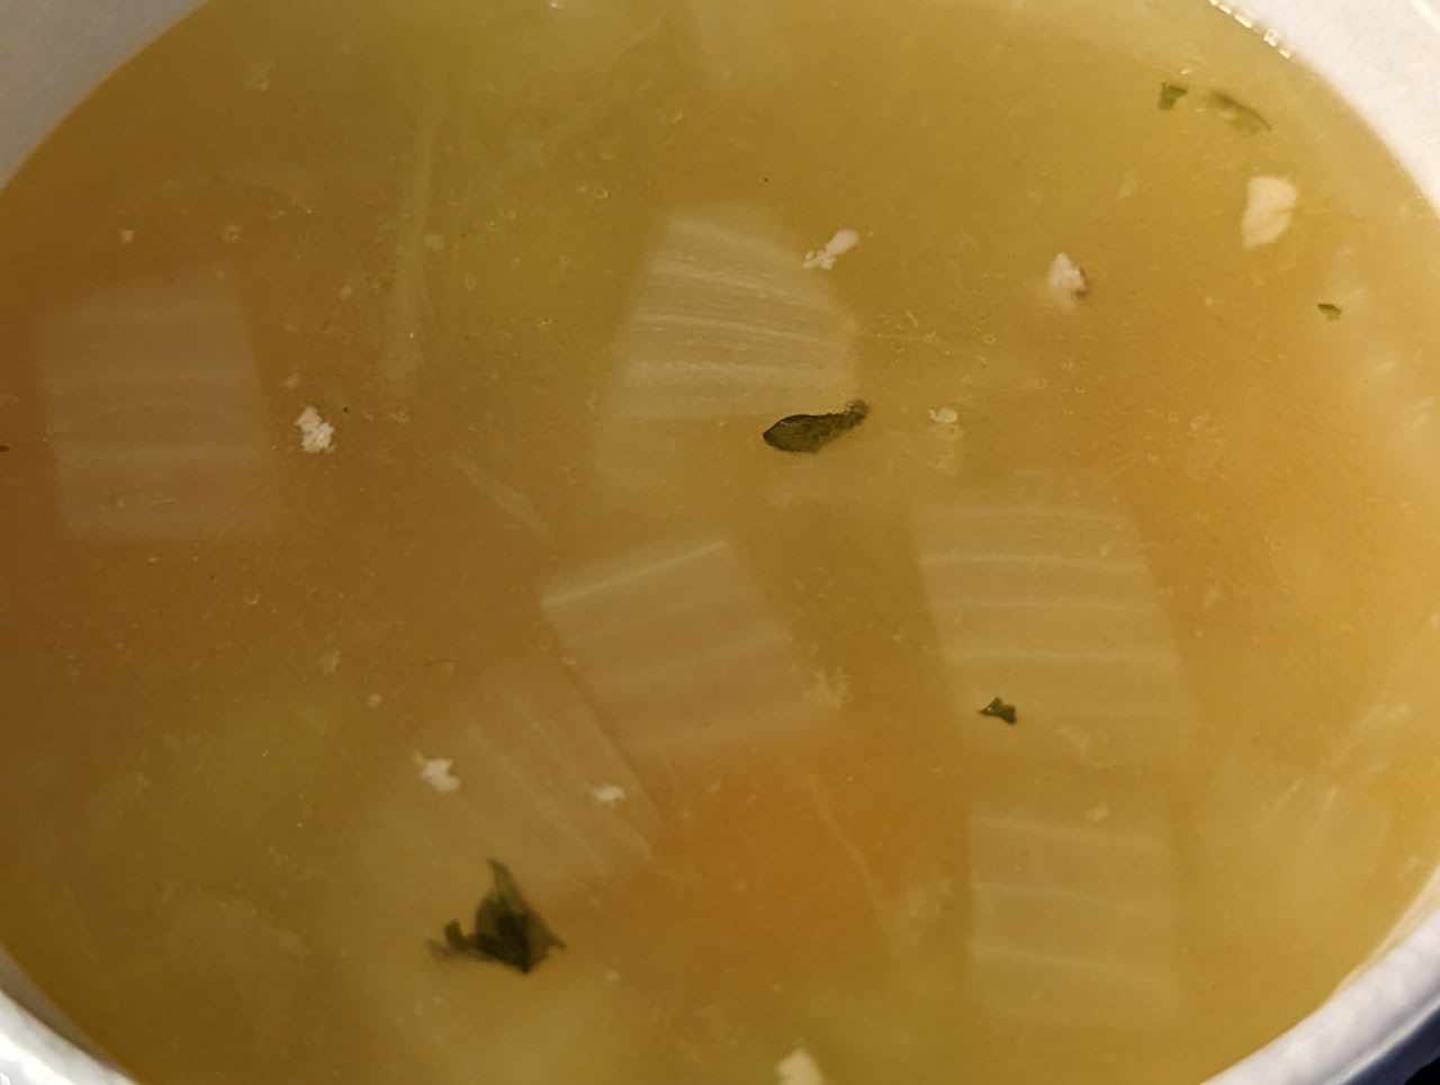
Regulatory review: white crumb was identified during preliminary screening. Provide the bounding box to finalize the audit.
[294,406,335,453]
[118,228,136,245]
[220,223,243,244]
[318,648,341,675]
[422,232,447,252]
[1241,176,1297,249]
[365,692,384,708]
[281,372,301,390]
[805,669,851,711]
[1085,803,1111,824]
[415,754,461,793]
[929,405,959,425]
[777,1047,827,1085]
[244,61,273,93]
[1046,252,1089,308]
[802,227,860,271]
[591,784,628,806]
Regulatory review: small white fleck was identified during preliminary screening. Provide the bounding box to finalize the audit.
[1241,176,1298,249]
[319,648,341,675]
[366,692,384,708]
[338,283,355,300]
[1085,803,1111,824]
[1406,397,1437,436]
[805,669,851,711]
[244,61,274,92]
[1117,173,1140,200]
[604,969,621,984]
[220,223,243,244]
[118,228,136,245]
[591,784,628,806]
[777,1046,826,1085]
[802,227,860,271]
[422,232,447,252]
[415,754,461,793]
[1046,252,1089,308]
[1057,725,1093,757]
[294,406,335,454]
[929,406,959,425]
[281,372,301,390]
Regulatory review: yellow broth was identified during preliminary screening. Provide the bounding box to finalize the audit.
[4,0,1440,1081]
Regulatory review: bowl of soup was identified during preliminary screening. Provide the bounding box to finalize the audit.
[4,1,1440,1082]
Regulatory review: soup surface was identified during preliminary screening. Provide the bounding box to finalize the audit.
[6,0,1440,1081]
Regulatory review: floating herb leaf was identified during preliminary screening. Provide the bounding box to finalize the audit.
[1206,91,1271,134]
[1317,302,1343,321]
[437,859,565,974]
[763,399,869,453]
[1158,82,1189,111]
[979,697,1018,725]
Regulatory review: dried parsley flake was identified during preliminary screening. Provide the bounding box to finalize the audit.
[1158,82,1189,111]
[979,697,1018,725]
[438,859,565,974]
[763,399,869,453]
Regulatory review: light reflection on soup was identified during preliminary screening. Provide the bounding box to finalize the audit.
[4,0,1440,1082]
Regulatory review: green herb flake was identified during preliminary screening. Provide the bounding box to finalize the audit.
[763,399,869,453]
[1158,82,1189,111]
[1206,91,1271,134]
[1317,302,1343,321]
[979,697,1018,726]
[437,859,565,974]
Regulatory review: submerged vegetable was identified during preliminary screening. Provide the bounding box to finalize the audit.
[979,697,1018,725]
[439,859,565,974]
[1206,90,1271,134]
[763,400,870,453]
[1317,302,1343,320]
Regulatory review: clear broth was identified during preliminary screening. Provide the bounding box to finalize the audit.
[5,0,1440,1082]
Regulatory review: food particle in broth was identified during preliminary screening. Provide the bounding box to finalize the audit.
[802,227,861,271]
[1157,81,1189,110]
[439,860,566,975]
[762,399,870,453]
[776,1046,828,1085]
[928,405,960,426]
[293,405,335,454]
[1205,88,1274,134]
[591,783,629,807]
[415,753,461,794]
[979,697,1020,726]
[1241,174,1299,248]
[1045,251,1091,308]
[3,0,1440,1082]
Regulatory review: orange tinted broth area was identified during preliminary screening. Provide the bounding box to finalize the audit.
[5,0,1440,1082]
